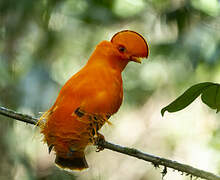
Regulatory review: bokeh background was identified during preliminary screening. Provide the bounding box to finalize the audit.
[0,0,220,179]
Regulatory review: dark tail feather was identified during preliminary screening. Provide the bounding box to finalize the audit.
[55,155,89,171]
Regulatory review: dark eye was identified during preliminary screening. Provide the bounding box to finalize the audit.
[118,46,126,53]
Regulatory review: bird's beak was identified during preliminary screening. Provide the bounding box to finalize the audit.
[130,56,143,64]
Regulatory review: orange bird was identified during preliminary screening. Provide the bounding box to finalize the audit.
[39,30,149,171]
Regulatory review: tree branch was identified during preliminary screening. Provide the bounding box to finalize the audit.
[0,106,219,180]
[0,106,38,125]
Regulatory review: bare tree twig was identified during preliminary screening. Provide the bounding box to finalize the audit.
[0,106,219,180]
[0,106,37,125]
[97,140,220,180]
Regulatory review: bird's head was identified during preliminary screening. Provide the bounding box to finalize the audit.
[111,30,149,64]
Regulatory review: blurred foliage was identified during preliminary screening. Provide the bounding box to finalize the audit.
[0,0,220,179]
[161,82,220,116]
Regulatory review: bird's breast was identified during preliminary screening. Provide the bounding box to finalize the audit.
[81,68,123,114]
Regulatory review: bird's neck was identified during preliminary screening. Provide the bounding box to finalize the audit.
[86,41,129,73]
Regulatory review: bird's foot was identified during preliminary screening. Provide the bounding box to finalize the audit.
[94,133,105,152]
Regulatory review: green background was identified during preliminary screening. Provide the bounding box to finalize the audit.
[0,0,220,179]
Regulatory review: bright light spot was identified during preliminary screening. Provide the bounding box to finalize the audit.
[191,0,220,16]
[113,0,146,17]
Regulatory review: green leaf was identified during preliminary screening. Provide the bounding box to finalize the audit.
[201,84,220,113]
[161,82,216,116]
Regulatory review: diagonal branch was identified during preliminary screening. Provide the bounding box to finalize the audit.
[97,140,220,180]
[0,106,219,180]
[0,106,38,125]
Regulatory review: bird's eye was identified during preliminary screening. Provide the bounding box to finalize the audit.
[118,46,126,53]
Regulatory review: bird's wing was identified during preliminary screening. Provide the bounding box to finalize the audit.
[54,65,123,117]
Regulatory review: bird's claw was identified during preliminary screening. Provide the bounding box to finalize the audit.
[94,133,105,152]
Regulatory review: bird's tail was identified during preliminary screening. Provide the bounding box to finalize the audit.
[55,154,89,171]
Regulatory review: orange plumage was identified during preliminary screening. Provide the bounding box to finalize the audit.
[39,30,149,170]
